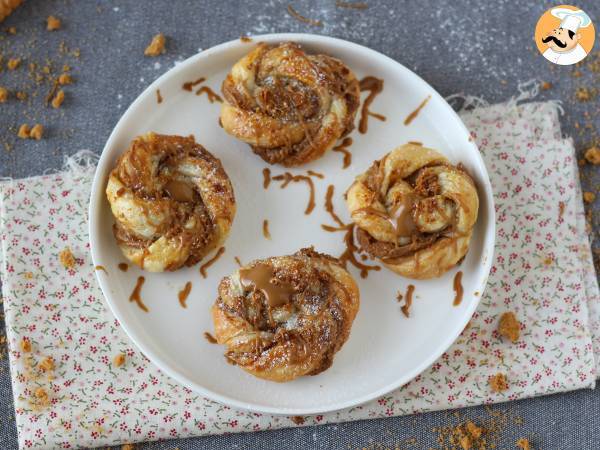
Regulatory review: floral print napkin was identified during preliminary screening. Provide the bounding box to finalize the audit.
[1,100,598,449]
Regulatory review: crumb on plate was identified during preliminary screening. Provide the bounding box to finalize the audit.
[59,247,76,269]
[144,33,166,56]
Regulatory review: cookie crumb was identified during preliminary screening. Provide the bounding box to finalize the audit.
[583,191,596,203]
[15,90,27,101]
[121,444,136,450]
[584,146,600,165]
[29,124,44,140]
[290,415,305,425]
[459,434,472,450]
[46,15,61,31]
[0,87,8,102]
[498,312,520,343]
[20,338,31,353]
[144,33,166,56]
[541,81,552,90]
[517,438,531,450]
[58,73,73,85]
[17,124,30,139]
[7,57,21,70]
[113,353,126,367]
[58,247,76,269]
[39,356,54,372]
[575,87,595,102]
[465,420,482,439]
[489,373,509,392]
[51,89,65,108]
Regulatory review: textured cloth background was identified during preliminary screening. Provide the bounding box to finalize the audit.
[1,100,598,449]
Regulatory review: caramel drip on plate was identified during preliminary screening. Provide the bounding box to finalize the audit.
[182,76,206,91]
[262,168,271,189]
[130,276,148,312]
[239,264,294,307]
[200,247,226,278]
[118,263,129,272]
[358,76,385,134]
[287,4,322,27]
[307,170,324,179]
[178,281,192,308]
[324,185,345,227]
[262,219,271,240]
[453,271,464,306]
[400,285,415,318]
[240,36,252,43]
[339,224,381,278]
[196,86,222,103]
[156,89,163,104]
[94,265,107,274]
[204,331,218,344]
[234,256,243,267]
[271,172,316,215]
[404,95,431,125]
[332,137,353,169]
[336,0,368,9]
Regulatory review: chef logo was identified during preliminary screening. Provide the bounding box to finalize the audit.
[535,5,595,65]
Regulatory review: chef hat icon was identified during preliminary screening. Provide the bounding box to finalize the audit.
[551,8,592,33]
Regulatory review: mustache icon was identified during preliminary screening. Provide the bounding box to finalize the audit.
[542,35,567,48]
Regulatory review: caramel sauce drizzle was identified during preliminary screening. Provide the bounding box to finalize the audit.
[178,281,192,308]
[307,170,324,179]
[200,247,226,278]
[287,4,322,27]
[196,86,223,103]
[271,172,316,215]
[182,76,206,91]
[262,219,271,240]
[336,0,368,9]
[240,36,252,42]
[118,263,129,272]
[404,95,431,126]
[358,76,385,134]
[453,271,464,306]
[94,265,107,274]
[156,89,163,104]
[234,256,243,267]
[239,263,295,307]
[129,276,148,312]
[324,184,345,227]
[400,285,415,318]
[332,137,353,169]
[262,168,271,189]
[204,331,218,344]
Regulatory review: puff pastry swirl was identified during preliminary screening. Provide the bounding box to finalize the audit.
[106,133,235,272]
[346,143,479,279]
[220,42,360,166]
[211,248,359,382]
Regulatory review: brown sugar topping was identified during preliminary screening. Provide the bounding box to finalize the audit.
[46,15,61,31]
[498,311,520,343]
[144,33,166,56]
[489,373,509,392]
[59,247,76,269]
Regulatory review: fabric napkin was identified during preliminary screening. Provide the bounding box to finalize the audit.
[1,98,598,449]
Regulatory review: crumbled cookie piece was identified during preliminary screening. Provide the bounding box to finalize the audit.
[584,146,600,165]
[7,57,21,70]
[541,81,552,90]
[0,0,23,23]
[583,191,596,203]
[465,420,482,439]
[58,247,76,269]
[17,124,30,139]
[51,89,65,108]
[46,15,61,31]
[39,356,54,372]
[113,353,126,367]
[6,26,16,34]
[29,124,44,140]
[121,444,136,450]
[58,73,73,85]
[517,438,531,450]
[489,373,509,393]
[498,312,520,343]
[144,33,166,56]
[575,87,595,102]
[20,338,31,353]
[15,90,27,101]
[0,87,8,102]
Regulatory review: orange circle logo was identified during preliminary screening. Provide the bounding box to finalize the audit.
[534,5,595,65]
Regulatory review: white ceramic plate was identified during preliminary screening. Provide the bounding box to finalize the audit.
[89,33,495,415]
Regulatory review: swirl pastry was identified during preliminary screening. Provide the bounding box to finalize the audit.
[211,248,359,382]
[346,143,479,279]
[106,133,235,272]
[220,42,360,166]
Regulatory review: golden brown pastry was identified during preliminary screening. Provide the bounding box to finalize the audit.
[0,0,22,23]
[220,42,360,166]
[346,143,479,279]
[106,133,235,272]
[211,248,359,382]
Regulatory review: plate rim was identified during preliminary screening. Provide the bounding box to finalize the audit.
[89,32,496,415]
